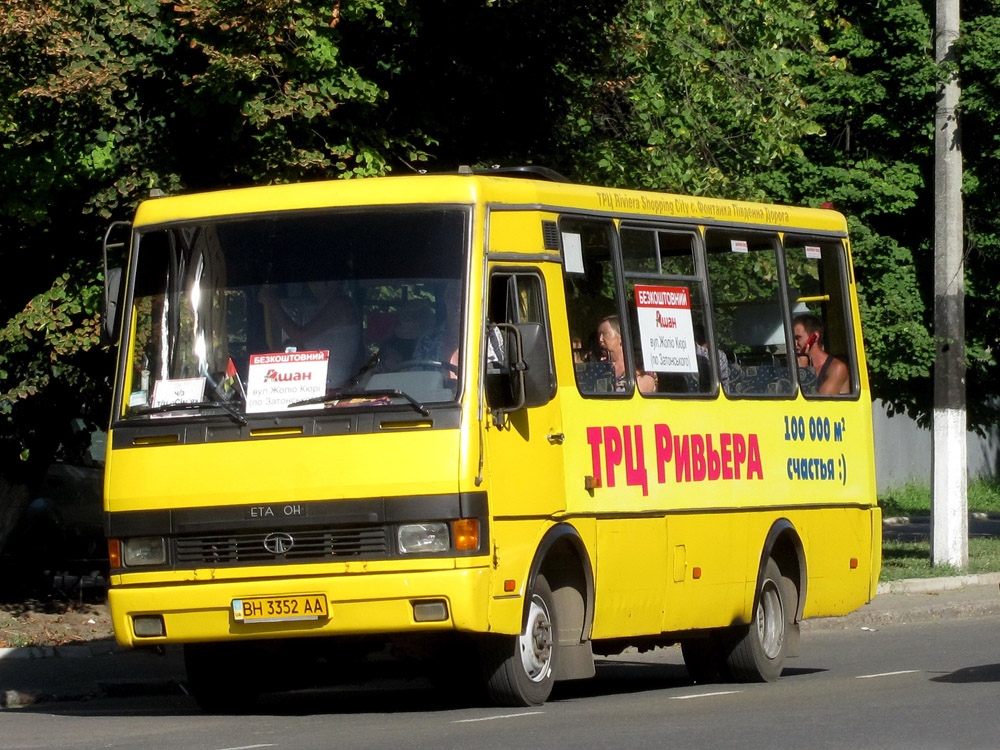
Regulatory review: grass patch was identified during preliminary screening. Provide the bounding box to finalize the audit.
[879,478,1000,518]
[881,537,1000,581]
[878,479,1000,581]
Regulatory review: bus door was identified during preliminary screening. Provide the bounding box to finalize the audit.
[482,267,565,568]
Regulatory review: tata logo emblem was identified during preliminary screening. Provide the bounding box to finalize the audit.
[263,532,295,555]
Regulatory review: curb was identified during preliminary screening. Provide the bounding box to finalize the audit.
[876,571,1000,595]
[0,641,121,662]
[803,573,1000,632]
[883,512,1000,525]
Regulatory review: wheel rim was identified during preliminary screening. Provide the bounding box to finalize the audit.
[519,593,553,682]
[756,579,785,660]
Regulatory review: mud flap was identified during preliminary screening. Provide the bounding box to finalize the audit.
[554,640,596,680]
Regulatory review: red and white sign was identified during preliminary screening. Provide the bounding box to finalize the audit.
[634,285,697,374]
[245,351,329,413]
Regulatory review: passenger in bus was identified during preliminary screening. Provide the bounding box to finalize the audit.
[259,281,362,387]
[596,315,656,393]
[694,323,730,388]
[793,313,849,395]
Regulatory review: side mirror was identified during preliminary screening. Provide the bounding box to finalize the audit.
[102,266,122,344]
[485,321,554,425]
[102,221,130,345]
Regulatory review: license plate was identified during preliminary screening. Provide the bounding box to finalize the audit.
[232,594,329,623]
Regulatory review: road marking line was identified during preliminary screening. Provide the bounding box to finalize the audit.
[452,711,545,723]
[215,745,277,750]
[670,690,741,700]
[856,670,919,679]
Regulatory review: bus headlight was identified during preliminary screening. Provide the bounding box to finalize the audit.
[122,537,167,567]
[397,523,449,554]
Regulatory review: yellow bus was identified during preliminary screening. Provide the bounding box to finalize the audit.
[102,168,880,710]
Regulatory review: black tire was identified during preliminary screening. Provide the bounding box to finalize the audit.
[726,558,792,682]
[681,636,730,684]
[481,573,557,706]
[184,642,260,713]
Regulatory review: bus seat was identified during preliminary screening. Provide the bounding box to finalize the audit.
[726,364,794,395]
[797,365,818,395]
[575,360,615,393]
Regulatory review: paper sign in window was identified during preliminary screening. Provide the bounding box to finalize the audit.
[562,233,585,274]
[634,285,698,373]
[245,351,329,413]
[151,377,206,408]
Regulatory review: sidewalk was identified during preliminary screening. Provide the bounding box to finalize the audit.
[802,572,1000,631]
[3,574,999,708]
[0,642,186,708]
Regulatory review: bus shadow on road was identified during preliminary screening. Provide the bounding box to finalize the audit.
[7,657,830,718]
[554,660,692,701]
[930,663,1000,684]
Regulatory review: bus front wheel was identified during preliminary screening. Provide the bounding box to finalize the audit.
[482,574,556,706]
[726,558,794,682]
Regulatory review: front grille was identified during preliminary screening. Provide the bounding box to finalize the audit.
[175,525,389,566]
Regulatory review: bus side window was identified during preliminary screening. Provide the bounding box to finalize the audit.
[620,225,716,396]
[784,237,857,397]
[560,218,630,396]
[705,230,793,397]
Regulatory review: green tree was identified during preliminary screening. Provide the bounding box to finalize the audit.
[0,0,432,552]
[960,1,1000,429]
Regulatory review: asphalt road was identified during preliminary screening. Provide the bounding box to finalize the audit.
[4,608,1000,750]
[882,512,1000,543]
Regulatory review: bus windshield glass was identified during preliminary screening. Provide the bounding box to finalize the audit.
[123,207,468,419]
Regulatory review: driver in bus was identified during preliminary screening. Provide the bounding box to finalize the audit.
[411,282,461,375]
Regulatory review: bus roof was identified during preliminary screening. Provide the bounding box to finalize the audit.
[131,173,848,234]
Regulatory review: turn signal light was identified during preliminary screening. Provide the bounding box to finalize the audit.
[453,518,480,551]
[108,539,122,568]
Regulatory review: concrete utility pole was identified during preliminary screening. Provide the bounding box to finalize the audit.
[932,0,967,568]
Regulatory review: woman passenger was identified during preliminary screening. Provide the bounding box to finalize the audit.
[596,315,656,393]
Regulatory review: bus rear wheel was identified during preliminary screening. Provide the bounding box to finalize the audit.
[726,558,793,682]
[482,574,556,706]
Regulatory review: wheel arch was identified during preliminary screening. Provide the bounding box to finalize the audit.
[755,518,806,623]
[525,523,595,645]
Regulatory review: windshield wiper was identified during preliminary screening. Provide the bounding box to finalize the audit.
[290,388,430,417]
[132,400,249,426]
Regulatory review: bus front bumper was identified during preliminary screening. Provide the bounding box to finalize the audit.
[108,566,493,648]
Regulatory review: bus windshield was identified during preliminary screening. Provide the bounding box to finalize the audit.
[123,207,468,419]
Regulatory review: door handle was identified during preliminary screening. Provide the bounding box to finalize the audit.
[546,432,565,445]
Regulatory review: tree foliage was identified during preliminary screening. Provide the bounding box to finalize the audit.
[2,0,1000,513]
[556,0,841,196]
